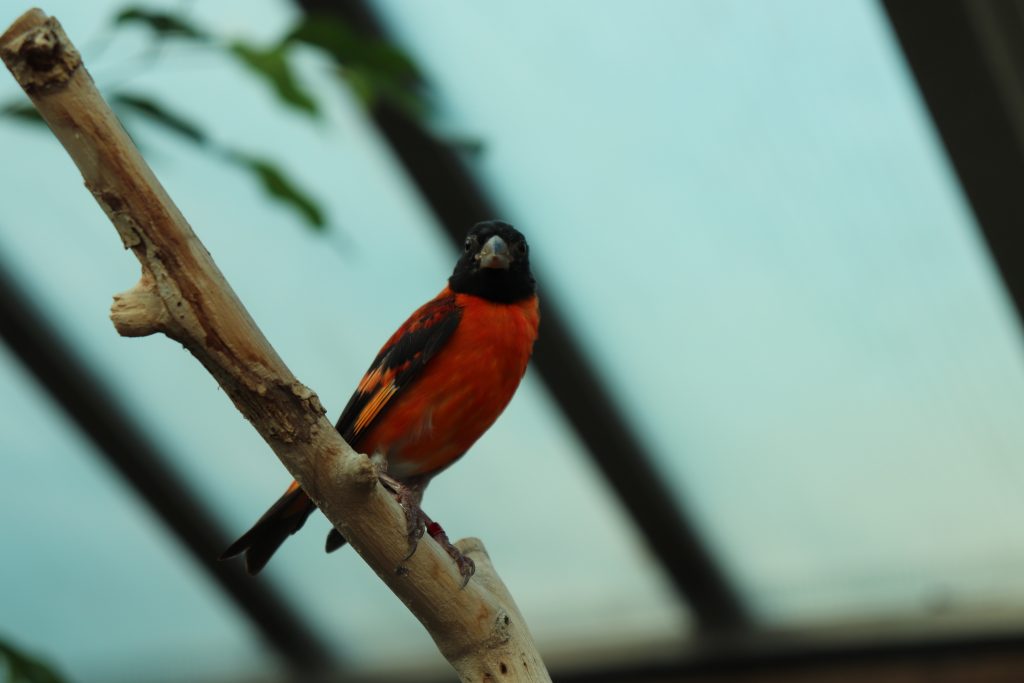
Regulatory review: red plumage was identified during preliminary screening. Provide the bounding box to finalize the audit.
[223,222,538,575]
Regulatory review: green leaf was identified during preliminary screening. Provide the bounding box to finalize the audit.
[287,15,420,79]
[339,64,426,118]
[0,638,68,683]
[286,15,426,118]
[114,7,208,41]
[339,65,375,107]
[230,42,318,117]
[112,94,207,145]
[226,152,326,230]
[0,101,45,126]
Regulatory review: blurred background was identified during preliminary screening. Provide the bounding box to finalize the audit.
[2,0,1024,681]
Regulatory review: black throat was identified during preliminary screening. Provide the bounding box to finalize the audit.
[448,221,536,304]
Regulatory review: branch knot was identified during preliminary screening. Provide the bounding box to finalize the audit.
[111,273,170,337]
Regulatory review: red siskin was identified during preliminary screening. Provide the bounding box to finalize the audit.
[222,221,539,581]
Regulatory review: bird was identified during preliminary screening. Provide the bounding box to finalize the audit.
[221,220,539,583]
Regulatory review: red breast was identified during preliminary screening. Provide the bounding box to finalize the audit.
[356,290,539,479]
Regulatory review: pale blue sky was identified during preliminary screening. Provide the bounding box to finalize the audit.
[2,1,1024,681]
[374,0,1024,620]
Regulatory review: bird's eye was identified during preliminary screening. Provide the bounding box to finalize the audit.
[514,240,528,255]
[464,236,476,253]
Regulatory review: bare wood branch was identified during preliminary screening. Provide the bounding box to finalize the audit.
[1,9,550,682]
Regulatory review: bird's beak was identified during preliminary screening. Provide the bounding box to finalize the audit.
[477,235,511,270]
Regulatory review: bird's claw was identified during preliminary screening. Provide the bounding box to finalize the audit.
[379,473,475,586]
[426,519,476,588]
[401,505,426,562]
[454,553,476,589]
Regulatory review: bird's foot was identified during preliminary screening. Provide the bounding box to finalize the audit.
[424,516,475,588]
[379,473,474,587]
[398,495,427,561]
[378,473,426,553]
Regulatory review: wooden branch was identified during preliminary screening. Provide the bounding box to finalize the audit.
[1,9,550,682]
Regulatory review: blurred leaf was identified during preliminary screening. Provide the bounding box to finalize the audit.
[287,15,420,80]
[286,15,426,118]
[339,65,375,107]
[0,638,68,683]
[112,94,207,145]
[230,42,318,117]
[340,65,426,119]
[114,7,208,41]
[0,101,45,126]
[226,152,326,230]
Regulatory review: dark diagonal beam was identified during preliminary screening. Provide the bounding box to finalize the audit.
[554,627,1024,683]
[0,258,336,674]
[883,0,1024,328]
[294,0,750,633]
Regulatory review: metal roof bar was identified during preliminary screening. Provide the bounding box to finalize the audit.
[883,0,1024,327]
[294,0,751,633]
[0,258,336,675]
[550,626,1024,683]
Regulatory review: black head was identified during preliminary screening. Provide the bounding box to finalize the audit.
[449,221,535,303]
